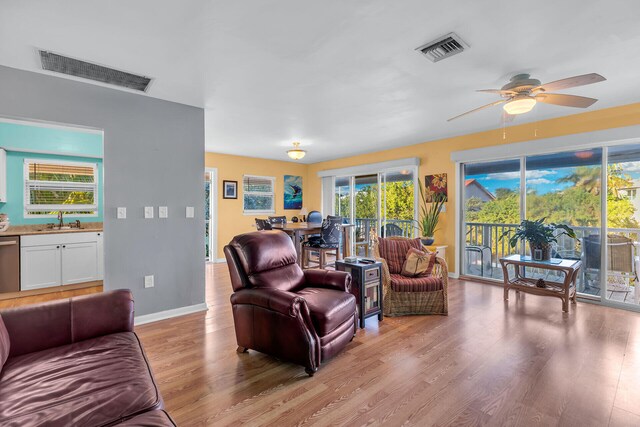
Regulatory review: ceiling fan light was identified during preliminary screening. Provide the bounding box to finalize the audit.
[503,96,537,115]
[287,142,306,160]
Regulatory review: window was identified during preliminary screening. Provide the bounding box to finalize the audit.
[243,175,275,214]
[24,159,98,217]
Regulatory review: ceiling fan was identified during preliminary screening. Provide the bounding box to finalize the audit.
[448,73,606,122]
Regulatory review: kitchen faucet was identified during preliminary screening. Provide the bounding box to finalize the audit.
[57,211,64,228]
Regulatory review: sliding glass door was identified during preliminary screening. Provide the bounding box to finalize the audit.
[460,141,640,309]
[605,144,640,306]
[381,169,416,238]
[333,167,417,256]
[463,159,521,279]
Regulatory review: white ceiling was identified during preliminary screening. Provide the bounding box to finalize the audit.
[1,0,640,163]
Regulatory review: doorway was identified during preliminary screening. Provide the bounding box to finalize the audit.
[205,168,217,262]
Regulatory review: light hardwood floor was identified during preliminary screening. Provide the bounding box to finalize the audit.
[0,284,102,309]
[135,263,640,426]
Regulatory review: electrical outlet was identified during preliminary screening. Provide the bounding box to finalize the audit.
[186,206,195,218]
[144,275,154,288]
[159,206,168,218]
[144,206,154,219]
[117,207,127,219]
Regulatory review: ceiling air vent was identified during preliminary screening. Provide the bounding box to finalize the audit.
[39,50,152,92]
[415,33,469,63]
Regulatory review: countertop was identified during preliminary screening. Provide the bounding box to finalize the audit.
[0,222,103,237]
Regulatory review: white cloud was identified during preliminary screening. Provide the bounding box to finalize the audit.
[484,169,556,181]
[526,170,557,179]
[484,171,520,180]
[622,162,640,172]
[526,178,552,185]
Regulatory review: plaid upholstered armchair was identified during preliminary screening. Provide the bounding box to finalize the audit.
[372,234,448,316]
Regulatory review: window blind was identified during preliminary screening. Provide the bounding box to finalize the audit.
[24,160,98,215]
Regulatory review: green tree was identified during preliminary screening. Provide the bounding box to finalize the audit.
[466,164,639,228]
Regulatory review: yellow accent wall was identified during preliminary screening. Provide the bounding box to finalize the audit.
[205,152,312,258]
[208,102,640,270]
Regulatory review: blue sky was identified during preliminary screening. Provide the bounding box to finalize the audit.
[471,163,640,196]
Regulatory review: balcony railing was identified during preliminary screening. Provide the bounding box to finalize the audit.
[354,218,415,241]
[465,222,640,277]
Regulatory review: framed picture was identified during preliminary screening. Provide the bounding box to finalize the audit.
[424,173,448,202]
[223,180,237,199]
[284,175,303,209]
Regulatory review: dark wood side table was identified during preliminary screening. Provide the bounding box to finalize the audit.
[335,260,383,328]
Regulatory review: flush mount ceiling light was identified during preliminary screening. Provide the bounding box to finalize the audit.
[503,94,537,115]
[287,142,306,160]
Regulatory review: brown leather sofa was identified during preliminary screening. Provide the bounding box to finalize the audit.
[225,230,357,376]
[0,290,175,427]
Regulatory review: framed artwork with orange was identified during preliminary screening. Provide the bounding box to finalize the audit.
[424,173,447,202]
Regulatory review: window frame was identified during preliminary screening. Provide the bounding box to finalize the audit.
[23,158,99,218]
[242,174,275,215]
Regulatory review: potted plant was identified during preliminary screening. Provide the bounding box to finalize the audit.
[500,218,576,261]
[416,181,446,246]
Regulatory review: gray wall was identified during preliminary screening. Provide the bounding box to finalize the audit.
[0,65,205,316]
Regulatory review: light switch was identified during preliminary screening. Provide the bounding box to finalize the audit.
[144,206,154,219]
[159,206,168,218]
[117,207,127,219]
[186,206,195,218]
[144,275,154,288]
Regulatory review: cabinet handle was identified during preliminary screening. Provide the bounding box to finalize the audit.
[62,245,66,248]
[0,241,17,246]
[56,246,60,249]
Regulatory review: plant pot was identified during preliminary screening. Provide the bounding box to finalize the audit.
[421,236,435,246]
[529,242,552,261]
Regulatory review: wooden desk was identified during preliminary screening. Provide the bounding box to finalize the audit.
[500,255,582,312]
[272,222,354,266]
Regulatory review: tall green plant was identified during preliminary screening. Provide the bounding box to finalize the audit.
[416,180,446,237]
[500,217,576,248]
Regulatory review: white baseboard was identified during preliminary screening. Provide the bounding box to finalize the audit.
[449,272,460,279]
[134,302,208,326]
[214,258,226,263]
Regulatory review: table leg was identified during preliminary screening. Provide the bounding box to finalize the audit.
[294,230,302,266]
[501,262,510,300]
[562,270,571,312]
[343,228,351,258]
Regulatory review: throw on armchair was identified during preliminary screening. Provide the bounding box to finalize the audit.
[224,230,357,376]
[372,235,449,316]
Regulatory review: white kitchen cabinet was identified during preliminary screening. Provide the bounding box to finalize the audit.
[20,244,62,290]
[21,232,104,290]
[61,241,99,285]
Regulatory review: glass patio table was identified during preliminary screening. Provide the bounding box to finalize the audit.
[499,255,582,312]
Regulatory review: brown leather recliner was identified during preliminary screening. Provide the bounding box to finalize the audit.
[224,230,357,376]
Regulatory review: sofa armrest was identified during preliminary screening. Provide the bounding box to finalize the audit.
[0,289,134,358]
[304,269,351,292]
[230,288,305,317]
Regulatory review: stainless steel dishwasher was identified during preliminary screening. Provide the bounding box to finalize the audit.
[0,235,20,293]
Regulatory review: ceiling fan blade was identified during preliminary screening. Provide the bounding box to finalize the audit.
[535,93,598,108]
[447,99,506,122]
[534,73,606,92]
[477,89,517,95]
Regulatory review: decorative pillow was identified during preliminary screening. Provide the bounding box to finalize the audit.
[378,237,423,274]
[401,248,436,277]
[0,314,9,374]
